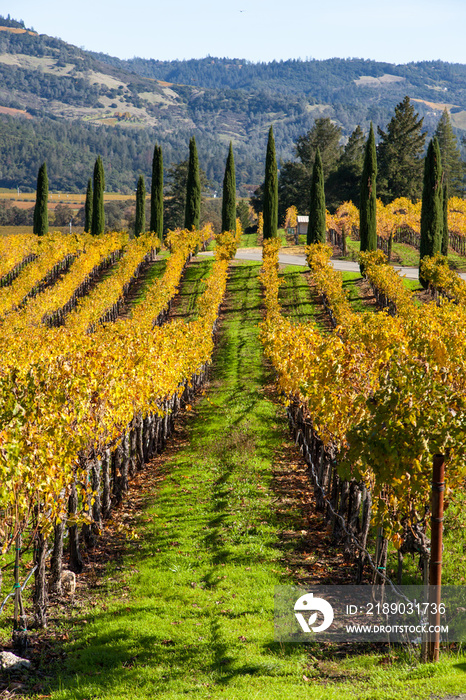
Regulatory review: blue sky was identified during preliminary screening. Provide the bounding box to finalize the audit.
[8,0,466,64]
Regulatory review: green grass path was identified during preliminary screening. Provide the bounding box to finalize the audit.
[278,265,319,324]
[48,261,312,699]
[42,263,466,700]
[172,258,213,320]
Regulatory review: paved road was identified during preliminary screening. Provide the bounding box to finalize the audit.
[199,249,466,282]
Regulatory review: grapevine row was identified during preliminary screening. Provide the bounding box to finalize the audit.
[0,233,38,286]
[261,240,466,564]
[419,253,466,304]
[0,232,82,316]
[325,197,466,255]
[67,233,159,334]
[0,227,237,628]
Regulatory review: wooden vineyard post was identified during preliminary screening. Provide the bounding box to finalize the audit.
[13,533,27,651]
[428,453,445,662]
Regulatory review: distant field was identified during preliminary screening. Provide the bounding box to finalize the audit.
[0,191,137,203]
[0,225,85,236]
[0,191,139,214]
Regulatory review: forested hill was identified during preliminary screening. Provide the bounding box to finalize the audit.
[94,53,466,106]
[0,14,466,193]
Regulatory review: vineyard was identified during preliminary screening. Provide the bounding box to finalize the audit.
[0,226,466,699]
[284,197,466,260]
[0,225,229,621]
[261,240,466,568]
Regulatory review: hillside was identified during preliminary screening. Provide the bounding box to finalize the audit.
[0,16,465,193]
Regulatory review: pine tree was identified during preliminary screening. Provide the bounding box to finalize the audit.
[307,147,326,244]
[295,117,342,179]
[236,200,251,231]
[377,96,426,202]
[326,125,365,208]
[359,123,377,259]
[278,117,342,223]
[263,125,278,239]
[435,110,464,197]
[221,142,236,233]
[277,161,308,224]
[33,162,48,236]
[150,144,164,239]
[84,178,93,233]
[420,138,443,286]
[91,156,105,236]
[184,136,201,231]
[442,182,449,256]
[164,160,209,233]
[135,175,146,237]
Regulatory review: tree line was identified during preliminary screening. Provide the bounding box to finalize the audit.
[32,137,217,239]
[22,96,466,251]
[259,100,451,288]
[274,96,464,224]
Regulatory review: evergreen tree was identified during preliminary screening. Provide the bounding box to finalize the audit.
[33,162,48,236]
[442,182,449,256]
[164,160,209,234]
[150,144,164,239]
[184,136,201,231]
[278,117,342,223]
[277,161,309,223]
[221,142,236,233]
[359,123,377,258]
[326,125,365,208]
[236,200,251,231]
[377,96,426,202]
[250,184,264,217]
[307,147,326,244]
[295,117,342,179]
[435,109,464,197]
[420,138,443,286]
[91,156,105,236]
[135,175,146,237]
[263,125,278,239]
[84,178,93,233]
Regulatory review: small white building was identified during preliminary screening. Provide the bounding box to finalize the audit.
[287,215,309,244]
[296,215,309,235]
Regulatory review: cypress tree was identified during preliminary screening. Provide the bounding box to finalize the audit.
[442,182,449,257]
[420,138,443,286]
[135,175,146,237]
[221,142,236,233]
[307,147,326,244]
[184,136,201,231]
[91,156,105,236]
[84,178,93,233]
[359,123,377,260]
[263,125,278,239]
[33,162,48,236]
[150,144,164,239]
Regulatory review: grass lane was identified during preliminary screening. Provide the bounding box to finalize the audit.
[278,265,319,325]
[171,257,214,321]
[44,261,312,699]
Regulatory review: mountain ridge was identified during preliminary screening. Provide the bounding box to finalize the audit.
[0,15,465,193]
